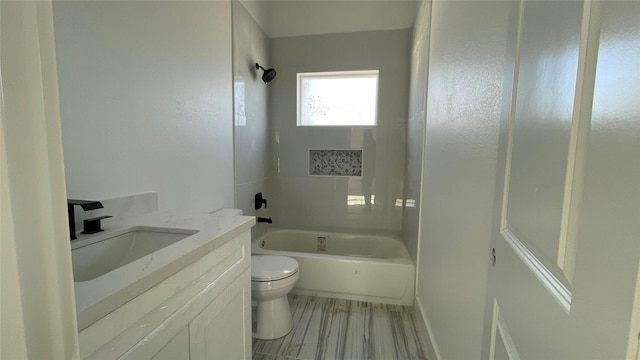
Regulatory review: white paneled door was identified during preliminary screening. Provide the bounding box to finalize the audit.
[482,0,640,359]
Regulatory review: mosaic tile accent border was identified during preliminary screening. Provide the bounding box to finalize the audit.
[309,149,362,176]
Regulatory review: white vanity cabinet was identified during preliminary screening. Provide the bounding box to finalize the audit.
[150,271,250,360]
[151,327,190,360]
[151,271,250,360]
[78,228,252,360]
[188,270,250,359]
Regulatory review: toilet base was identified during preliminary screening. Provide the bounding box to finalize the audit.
[252,296,293,339]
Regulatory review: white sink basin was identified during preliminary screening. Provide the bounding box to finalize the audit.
[72,226,198,282]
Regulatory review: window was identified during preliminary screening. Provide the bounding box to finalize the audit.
[297,70,378,126]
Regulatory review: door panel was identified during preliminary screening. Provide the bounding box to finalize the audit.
[489,301,521,360]
[505,0,583,275]
[483,0,640,359]
[494,337,511,360]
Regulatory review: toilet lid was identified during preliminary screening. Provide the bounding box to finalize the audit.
[251,255,299,281]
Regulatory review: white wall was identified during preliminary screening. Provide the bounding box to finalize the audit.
[233,1,271,236]
[268,29,411,235]
[414,1,511,358]
[53,1,234,214]
[241,0,417,38]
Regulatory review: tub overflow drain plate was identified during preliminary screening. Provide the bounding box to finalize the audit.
[317,236,327,252]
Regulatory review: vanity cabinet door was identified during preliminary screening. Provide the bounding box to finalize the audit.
[189,269,251,360]
[151,326,190,360]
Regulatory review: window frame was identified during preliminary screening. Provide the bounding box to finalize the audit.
[296,70,379,127]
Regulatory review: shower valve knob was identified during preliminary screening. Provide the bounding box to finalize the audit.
[255,192,268,210]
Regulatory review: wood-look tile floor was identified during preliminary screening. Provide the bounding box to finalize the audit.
[252,295,428,360]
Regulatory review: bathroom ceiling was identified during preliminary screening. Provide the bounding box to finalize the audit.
[239,0,419,38]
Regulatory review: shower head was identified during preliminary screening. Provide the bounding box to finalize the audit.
[256,63,276,83]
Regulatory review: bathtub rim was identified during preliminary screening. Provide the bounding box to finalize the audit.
[252,228,413,265]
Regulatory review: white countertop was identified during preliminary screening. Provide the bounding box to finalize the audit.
[72,208,255,330]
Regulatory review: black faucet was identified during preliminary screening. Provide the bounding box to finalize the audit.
[67,199,105,240]
[257,217,272,224]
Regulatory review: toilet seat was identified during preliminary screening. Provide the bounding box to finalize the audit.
[251,255,298,282]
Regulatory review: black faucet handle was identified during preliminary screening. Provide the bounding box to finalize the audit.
[255,193,268,210]
[82,215,112,235]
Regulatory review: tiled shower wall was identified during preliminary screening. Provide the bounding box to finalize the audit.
[233,1,270,235]
[402,2,432,262]
[267,29,411,236]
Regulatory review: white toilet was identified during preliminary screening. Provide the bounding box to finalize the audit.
[251,255,299,340]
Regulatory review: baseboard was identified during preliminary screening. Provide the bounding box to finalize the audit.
[415,295,442,360]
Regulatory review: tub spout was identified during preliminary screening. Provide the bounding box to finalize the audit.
[257,217,272,224]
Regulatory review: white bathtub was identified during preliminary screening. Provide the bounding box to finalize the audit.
[251,229,415,306]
